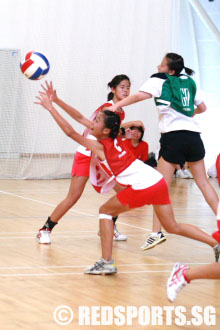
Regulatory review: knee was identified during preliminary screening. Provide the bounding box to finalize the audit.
[99,205,108,214]
[164,223,179,235]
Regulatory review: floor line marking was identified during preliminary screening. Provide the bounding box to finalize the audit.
[0,262,208,270]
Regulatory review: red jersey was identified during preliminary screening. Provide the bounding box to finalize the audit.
[77,101,125,156]
[90,136,162,193]
[100,136,136,176]
[123,139,148,162]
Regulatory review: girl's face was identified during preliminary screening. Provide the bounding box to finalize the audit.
[157,57,170,74]
[111,79,130,102]
[130,127,142,142]
[90,112,106,138]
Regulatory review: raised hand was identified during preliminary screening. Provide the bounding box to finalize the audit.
[40,80,58,103]
[34,92,53,112]
[131,120,145,130]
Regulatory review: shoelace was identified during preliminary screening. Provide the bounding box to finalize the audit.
[92,260,105,271]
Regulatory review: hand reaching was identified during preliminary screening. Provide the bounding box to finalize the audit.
[40,80,58,103]
[107,104,118,112]
[34,92,53,112]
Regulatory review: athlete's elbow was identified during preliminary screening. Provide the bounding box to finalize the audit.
[136,91,151,102]
[198,102,207,113]
[65,127,75,138]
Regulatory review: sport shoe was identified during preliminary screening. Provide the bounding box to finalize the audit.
[114,225,127,241]
[213,243,220,262]
[84,258,117,275]
[36,229,51,244]
[175,169,188,179]
[183,169,193,179]
[167,263,190,302]
[97,225,127,241]
[141,232,166,250]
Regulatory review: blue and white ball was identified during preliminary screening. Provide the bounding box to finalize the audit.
[20,51,50,80]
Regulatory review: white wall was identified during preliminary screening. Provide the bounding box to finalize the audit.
[0,0,173,158]
[171,0,220,169]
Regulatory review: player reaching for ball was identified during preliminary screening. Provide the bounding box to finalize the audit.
[35,91,220,275]
[36,76,144,244]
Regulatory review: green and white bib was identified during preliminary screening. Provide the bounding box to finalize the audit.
[155,74,196,117]
[139,73,203,133]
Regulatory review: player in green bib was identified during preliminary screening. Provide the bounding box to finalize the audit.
[109,52,219,251]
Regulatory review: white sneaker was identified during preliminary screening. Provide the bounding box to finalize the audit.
[84,258,117,275]
[36,229,51,244]
[175,169,188,179]
[114,225,127,241]
[97,225,127,241]
[167,263,190,302]
[141,232,166,250]
[183,169,193,179]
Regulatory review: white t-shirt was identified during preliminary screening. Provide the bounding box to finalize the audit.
[139,73,203,133]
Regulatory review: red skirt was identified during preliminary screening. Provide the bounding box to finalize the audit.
[117,178,170,208]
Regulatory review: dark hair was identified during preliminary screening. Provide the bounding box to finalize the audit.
[130,126,144,142]
[165,53,195,76]
[107,74,130,101]
[103,110,120,139]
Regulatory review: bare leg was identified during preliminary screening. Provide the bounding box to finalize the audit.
[189,159,219,215]
[99,195,130,261]
[99,197,218,261]
[152,157,176,232]
[153,158,219,233]
[100,220,114,261]
[153,204,217,247]
[50,175,89,222]
[186,263,220,281]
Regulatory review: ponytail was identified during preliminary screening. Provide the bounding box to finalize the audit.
[107,91,114,101]
[183,66,194,76]
[166,53,195,76]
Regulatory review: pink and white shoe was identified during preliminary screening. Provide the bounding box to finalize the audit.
[167,263,190,302]
[36,229,51,244]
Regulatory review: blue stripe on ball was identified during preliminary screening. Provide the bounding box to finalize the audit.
[29,67,43,80]
[34,52,50,68]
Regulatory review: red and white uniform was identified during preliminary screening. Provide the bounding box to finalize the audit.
[72,100,125,176]
[123,139,148,162]
[92,136,170,208]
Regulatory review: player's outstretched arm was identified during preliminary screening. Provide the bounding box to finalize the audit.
[35,93,105,160]
[40,81,91,128]
[108,92,152,112]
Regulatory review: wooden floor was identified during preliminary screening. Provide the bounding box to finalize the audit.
[0,177,219,330]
